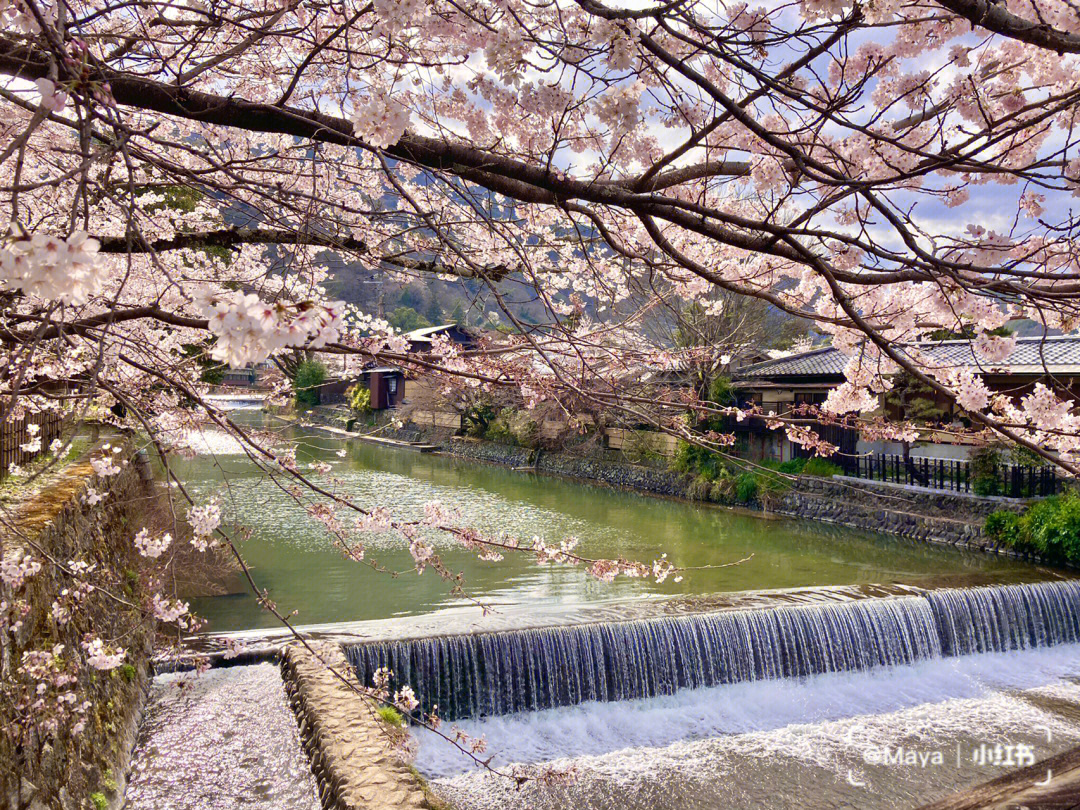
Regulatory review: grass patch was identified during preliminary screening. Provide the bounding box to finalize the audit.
[408,765,457,810]
[377,704,405,727]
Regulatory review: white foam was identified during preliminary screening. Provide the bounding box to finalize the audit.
[415,643,1080,779]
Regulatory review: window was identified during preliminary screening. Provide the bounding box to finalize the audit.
[387,376,398,394]
[794,391,826,406]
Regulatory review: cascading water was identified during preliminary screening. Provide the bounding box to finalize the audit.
[345,579,1080,720]
[347,596,941,718]
[927,579,1080,655]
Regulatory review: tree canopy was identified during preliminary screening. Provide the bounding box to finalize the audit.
[4,0,1080,751]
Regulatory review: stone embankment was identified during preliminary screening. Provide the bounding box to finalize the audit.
[440,434,1028,553]
[280,642,444,810]
[1,441,157,810]
[774,476,1022,550]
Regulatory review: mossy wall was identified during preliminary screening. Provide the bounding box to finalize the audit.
[1,447,157,810]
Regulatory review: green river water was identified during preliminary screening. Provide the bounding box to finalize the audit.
[176,413,1049,633]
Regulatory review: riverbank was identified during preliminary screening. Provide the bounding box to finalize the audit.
[294,406,1038,559]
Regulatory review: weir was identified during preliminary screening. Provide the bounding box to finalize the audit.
[347,580,1080,720]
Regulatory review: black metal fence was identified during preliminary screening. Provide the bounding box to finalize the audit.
[0,411,65,481]
[840,453,1062,498]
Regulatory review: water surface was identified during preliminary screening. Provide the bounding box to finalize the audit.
[174,414,1049,632]
[423,644,1080,809]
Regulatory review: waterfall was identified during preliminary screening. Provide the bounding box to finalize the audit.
[927,579,1080,656]
[345,579,1080,720]
[346,596,941,719]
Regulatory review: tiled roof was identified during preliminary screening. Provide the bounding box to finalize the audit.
[404,324,460,342]
[736,335,1080,380]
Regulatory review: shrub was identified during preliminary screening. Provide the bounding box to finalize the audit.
[735,472,758,503]
[755,468,790,506]
[777,458,807,475]
[971,447,1002,496]
[801,457,843,477]
[707,375,736,407]
[462,403,495,437]
[987,491,1080,564]
[709,467,737,502]
[90,793,108,810]
[1023,491,1080,563]
[293,360,327,407]
[669,440,704,473]
[621,430,664,465]
[346,383,372,415]
[985,509,1023,549]
[671,440,723,480]
[484,408,517,445]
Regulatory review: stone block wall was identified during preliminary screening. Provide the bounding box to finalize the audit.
[437,434,1028,552]
[774,476,1028,550]
[280,643,442,810]
[1,446,157,810]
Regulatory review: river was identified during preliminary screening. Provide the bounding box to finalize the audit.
[173,413,1047,634]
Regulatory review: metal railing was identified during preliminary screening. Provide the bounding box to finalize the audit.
[0,412,65,480]
[840,453,1062,498]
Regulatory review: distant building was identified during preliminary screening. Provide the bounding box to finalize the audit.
[319,325,477,410]
[732,336,1080,462]
[359,366,405,410]
[220,366,261,387]
[403,323,478,353]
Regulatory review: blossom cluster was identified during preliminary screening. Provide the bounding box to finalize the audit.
[0,231,102,305]
[134,528,172,558]
[50,577,93,626]
[19,422,41,453]
[82,636,126,670]
[90,445,124,477]
[394,685,419,712]
[422,500,460,527]
[1,547,41,590]
[351,90,409,149]
[355,506,393,533]
[198,291,346,367]
[188,499,222,549]
[151,593,190,624]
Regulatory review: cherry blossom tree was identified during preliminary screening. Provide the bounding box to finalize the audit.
[2,0,1080,758]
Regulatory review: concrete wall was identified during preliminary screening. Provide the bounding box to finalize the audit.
[410,410,462,430]
[605,428,678,457]
[856,439,975,461]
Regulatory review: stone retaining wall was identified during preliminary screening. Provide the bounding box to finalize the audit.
[280,643,441,810]
[1,444,157,810]
[775,476,1028,551]
[436,436,1033,554]
[444,438,688,497]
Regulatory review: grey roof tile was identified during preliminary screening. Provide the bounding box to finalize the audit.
[736,336,1080,380]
